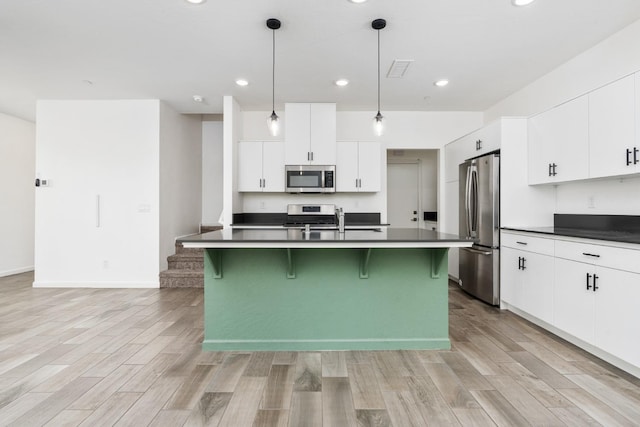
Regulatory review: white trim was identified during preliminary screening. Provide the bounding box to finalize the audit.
[32,281,159,289]
[0,266,34,278]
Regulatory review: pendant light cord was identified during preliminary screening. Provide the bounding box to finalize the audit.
[272,29,276,112]
[377,29,380,112]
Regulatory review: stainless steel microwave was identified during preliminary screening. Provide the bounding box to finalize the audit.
[285,165,335,193]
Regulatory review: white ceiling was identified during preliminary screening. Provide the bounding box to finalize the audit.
[2,0,640,121]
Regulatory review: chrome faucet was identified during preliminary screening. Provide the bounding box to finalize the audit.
[336,207,345,233]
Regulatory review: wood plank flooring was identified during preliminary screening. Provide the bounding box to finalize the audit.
[1,271,640,426]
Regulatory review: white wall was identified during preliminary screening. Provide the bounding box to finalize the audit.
[34,100,160,288]
[202,120,224,225]
[486,19,640,122]
[485,18,640,218]
[0,113,35,277]
[239,109,482,220]
[159,103,202,271]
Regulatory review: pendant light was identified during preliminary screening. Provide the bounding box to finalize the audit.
[372,19,386,136]
[266,18,281,137]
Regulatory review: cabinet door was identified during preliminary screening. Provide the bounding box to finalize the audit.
[237,141,264,192]
[357,142,381,192]
[501,248,523,308]
[309,103,336,164]
[445,133,476,183]
[594,266,640,368]
[589,75,635,179]
[336,141,359,192]
[473,121,501,155]
[529,97,589,184]
[262,141,285,192]
[284,103,311,165]
[520,252,554,324]
[553,258,595,344]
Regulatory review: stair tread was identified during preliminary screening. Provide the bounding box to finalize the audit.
[159,269,204,278]
[167,253,203,261]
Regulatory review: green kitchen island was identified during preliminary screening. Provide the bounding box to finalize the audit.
[180,228,472,352]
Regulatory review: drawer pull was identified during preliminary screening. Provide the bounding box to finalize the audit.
[582,252,600,258]
[516,241,528,245]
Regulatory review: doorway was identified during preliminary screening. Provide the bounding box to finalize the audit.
[387,162,420,228]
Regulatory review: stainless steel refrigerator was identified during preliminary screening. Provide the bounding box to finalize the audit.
[459,153,500,305]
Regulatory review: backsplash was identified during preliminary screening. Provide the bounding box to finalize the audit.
[554,214,640,232]
[554,175,640,215]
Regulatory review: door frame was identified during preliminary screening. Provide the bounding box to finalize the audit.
[387,160,422,228]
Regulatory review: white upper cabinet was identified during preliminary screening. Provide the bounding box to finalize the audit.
[529,72,640,185]
[444,121,501,183]
[528,96,589,185]
[589,75,636,178]
[336,141,381,192]
[284,103,336,165]
[238,141,284,192]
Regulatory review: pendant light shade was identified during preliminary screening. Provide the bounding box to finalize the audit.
[266,18,281,137]
[372,19,386,136]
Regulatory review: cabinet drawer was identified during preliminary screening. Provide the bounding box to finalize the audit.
[501,232,554,256]
[555,240,640,273]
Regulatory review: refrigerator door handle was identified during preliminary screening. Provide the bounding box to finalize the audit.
[464,165,472,237]
[470,165,478,236]
[461,247,492,256]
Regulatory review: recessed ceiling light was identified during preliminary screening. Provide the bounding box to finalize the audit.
[434,79,449,87]
[349,0,368,3]
[235,79,249,86]
[335,79,349,87]
[185,0,206,4]
[512,0,536,6]
[193,95,204,103]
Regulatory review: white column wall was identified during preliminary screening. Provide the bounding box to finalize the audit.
[159,103,202,272]
[34,100,160,288]
[0,113,35,277]
[202,120,224,225]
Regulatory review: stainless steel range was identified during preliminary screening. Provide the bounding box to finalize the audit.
[284,204,337,229]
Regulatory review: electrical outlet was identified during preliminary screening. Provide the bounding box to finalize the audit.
[103,260,109,269]
[588,196,596,209]
[259,201,266,209]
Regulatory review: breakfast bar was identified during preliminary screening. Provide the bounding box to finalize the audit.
[180,228,472,352]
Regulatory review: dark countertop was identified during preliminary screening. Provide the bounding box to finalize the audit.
[180,228,473,249]
[502,226,640,245]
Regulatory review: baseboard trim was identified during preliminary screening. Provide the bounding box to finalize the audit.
[32,281,159,289]
[0,266,34,278]
[202,338,451,352]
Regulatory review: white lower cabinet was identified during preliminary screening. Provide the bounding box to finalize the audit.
[553,257,596,343]
[554,258,640,368]
[503,248,555,324]
[502,230,640,375]
[593,266,640,368]
[501,235,554,324]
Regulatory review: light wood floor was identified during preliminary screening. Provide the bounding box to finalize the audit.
[1,272,640,426]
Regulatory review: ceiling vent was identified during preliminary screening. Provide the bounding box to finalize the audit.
[386,60,414,78]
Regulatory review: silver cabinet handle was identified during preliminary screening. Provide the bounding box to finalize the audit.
[516,241,528,245]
